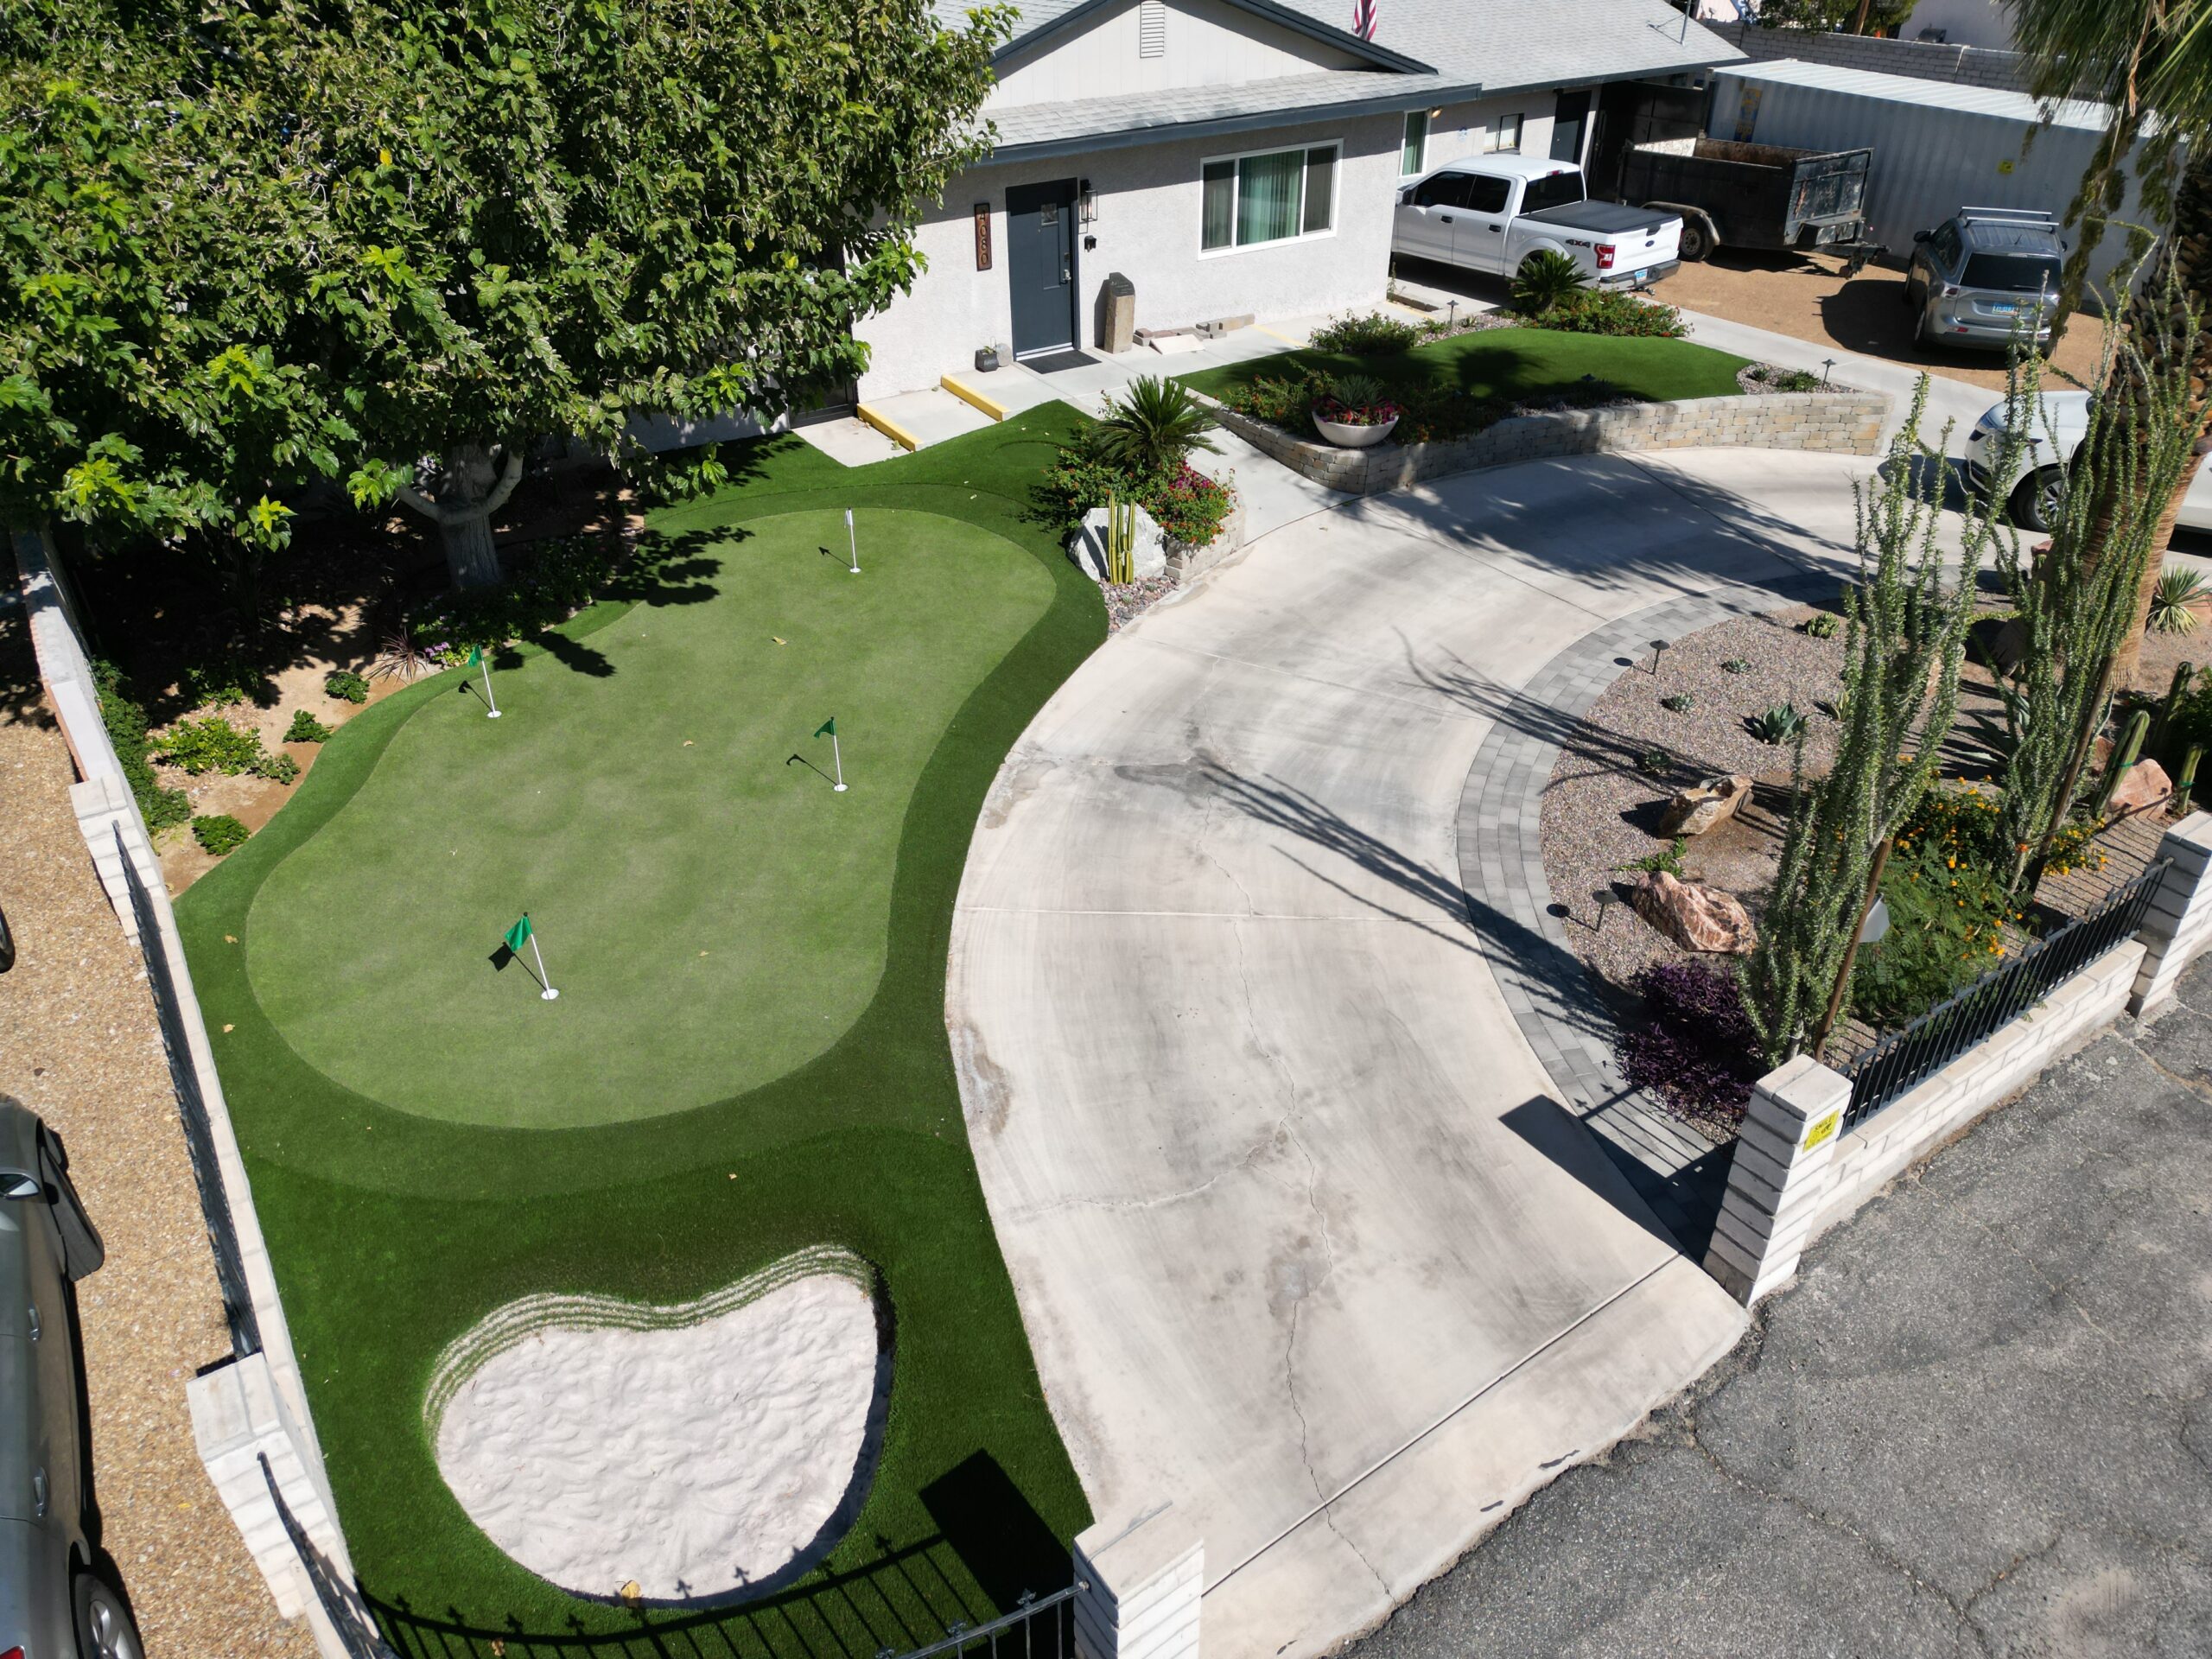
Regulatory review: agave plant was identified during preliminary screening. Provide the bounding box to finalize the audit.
[1746,702,1807,745]
[1090,375,1220,474]
[1510,249,1586,317]
[2150,565,2208,633]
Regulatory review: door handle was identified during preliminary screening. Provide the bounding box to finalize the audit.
[1060,254,1071,284]
[33,1469,47,1518]
[1439,214,1453,223]
[25,1305,35,1342]
[1490,225,1503,232]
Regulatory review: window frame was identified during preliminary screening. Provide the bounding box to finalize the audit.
[1198,138,1343,256]
[1484,112,1524,154]
[1400,111,1429,178]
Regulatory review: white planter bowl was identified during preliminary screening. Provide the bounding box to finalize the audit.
[1312,412,1399,448]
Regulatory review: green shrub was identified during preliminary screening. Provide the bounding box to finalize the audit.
[284,709,333,744]
[253,751,300,785]
[91,660,192,830]
[1749,365,1821,392]
[324,670,370,703]
[1622,836,1687,875]
[1851,788,2016,1027]
[149,715,266,776]
[1090,376,1220,474]
[1510,250,1586,316]
[404,535,633,658]
[1637,746,1675,778]
[1721,658,1753,674]
[1307,311,1420,355]
[181,654,265,709]
[1802,612,1840,639]
[2151,566,2207,634]
[1660,692,1694,713]
[1035,451,1236,550]
[192,814,251,856]
[1529,289,1689,339]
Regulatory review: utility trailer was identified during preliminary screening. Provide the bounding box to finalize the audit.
[1617,137,1873,263]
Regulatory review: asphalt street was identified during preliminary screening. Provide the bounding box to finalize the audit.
[1347,960,2212,1659]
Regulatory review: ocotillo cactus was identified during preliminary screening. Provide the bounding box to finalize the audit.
[2093,707,2152,818]
[2177,746,2203,816]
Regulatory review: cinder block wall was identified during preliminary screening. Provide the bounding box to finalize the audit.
[1711,22,2037,93]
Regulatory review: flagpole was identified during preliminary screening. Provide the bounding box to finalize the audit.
[831,733,847,791]
[530,928,558,1000]
[480,652,500,719]
[845,508,860,575]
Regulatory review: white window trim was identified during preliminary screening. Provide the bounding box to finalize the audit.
[1484,113,1524,155]
[1198,138,1342,257]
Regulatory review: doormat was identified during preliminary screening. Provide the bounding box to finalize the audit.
[1019,349,1096,374]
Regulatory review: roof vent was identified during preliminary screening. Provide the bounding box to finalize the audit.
[1139,0,1166,58]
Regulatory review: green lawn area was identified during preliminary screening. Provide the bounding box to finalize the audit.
[180,410,1102,1654]
[1175,323,1750,406]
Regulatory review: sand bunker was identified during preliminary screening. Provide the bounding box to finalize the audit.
[429,1249,884,1602]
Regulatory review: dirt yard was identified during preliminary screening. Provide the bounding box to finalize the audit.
[1658,249,2110,394]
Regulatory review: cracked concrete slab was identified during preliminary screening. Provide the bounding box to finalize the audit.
[1345,958,2212,1658]
[949,450,1887,1659]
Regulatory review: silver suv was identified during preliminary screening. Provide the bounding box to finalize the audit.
[0,1100,141,1659]
[1904,207,2064,352]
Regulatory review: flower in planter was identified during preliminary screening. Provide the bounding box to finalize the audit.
[1313,373,1403,429]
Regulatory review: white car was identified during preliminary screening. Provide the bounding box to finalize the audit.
[1393,154,1681,289]
[1966,391,2212,532]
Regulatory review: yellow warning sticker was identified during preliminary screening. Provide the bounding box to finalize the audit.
[1802,1109,1843,1153]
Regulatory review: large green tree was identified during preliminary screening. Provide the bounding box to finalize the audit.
[2,0,1006,591]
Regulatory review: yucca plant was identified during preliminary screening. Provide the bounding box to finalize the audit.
[1746,703,1807,745]
[1510,250,1585,317]
[1090,376,1220,474]
[2150,565,2207,633]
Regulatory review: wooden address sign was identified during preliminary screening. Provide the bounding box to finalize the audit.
[974,201,993,271]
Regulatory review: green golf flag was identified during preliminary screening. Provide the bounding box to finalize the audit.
[815,716,836,739]
[504,914,533,953]
[467,645,483,668]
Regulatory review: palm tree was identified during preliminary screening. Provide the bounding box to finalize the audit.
[1090,376,1220,475]
[2010,0,2212,685]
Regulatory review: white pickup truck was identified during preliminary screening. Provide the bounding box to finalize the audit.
[1392,154,1683,289]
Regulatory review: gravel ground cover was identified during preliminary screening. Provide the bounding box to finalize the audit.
[1538,603,1844,998]
[0,613,312,1657]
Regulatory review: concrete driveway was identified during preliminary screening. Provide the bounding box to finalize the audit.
[948,448,1882,1659]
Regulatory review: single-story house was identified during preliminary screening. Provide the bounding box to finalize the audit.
[854,0,1746,397]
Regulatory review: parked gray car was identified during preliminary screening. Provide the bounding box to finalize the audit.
[1904,207,2065,352]
[0,1100,140,1659]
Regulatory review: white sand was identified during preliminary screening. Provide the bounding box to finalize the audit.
[433,1271,880,1601]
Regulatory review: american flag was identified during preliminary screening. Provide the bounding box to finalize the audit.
[1352,0,1377,38]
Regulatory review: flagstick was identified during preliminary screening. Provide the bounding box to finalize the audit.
[530,931,558,999]
[480,654,501,719]
[830,732,848,791]
[845,509,860,575]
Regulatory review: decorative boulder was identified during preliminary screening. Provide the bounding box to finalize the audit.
[1068,502,1166,583]
[2107,759,2173,820]
[1627,871,1758,955]
[1659,775,1753,839]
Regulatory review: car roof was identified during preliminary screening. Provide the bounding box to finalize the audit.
[1421,152,1581,181]
[1954,214,2065,256]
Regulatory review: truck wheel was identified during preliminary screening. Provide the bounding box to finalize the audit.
[1679,221,1710,262]
[2007,467,2065,533]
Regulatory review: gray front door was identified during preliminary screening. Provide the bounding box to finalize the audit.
[1006,179,1079,358]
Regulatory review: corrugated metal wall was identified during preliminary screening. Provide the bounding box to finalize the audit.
[1707,66,2158,294]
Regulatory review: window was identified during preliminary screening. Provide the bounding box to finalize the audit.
[1401,111,1428,177]
[1409,171,1471,209]
[1462,174,1511,214]
[1200,143,1340,251]
[1520,170,1584,215]
[1484,112,1523,154]
[1138,0,1166,59]
[1963,252,2061,294]
[1931,223,1965,270]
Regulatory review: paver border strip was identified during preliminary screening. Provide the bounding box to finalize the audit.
[1454,565,1842,1252]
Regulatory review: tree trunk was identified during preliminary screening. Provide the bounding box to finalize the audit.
[441,509,505,590]
[2112,152,2212,690]
[393,442,527,592]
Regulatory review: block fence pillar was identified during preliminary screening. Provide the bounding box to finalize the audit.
[1703,1055,1853,1306]
[1073,1510,1202,1659]
[2131,811,2212,1018]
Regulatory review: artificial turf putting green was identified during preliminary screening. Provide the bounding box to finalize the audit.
[1174,321,1751,406]
[248,508,1052,1128]
[178,409,1103,1655]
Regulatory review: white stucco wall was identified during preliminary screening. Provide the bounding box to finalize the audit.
[855,112,1405,398]
[1414,94,1561,177]
[994,0,1363,109]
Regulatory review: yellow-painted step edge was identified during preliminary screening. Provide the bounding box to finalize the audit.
[855,402,919,452]
[939,373,1010,422]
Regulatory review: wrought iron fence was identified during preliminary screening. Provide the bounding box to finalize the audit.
[1840,857,2170,1129]
[118,827,263,1357]
[877,1582,1082,1659]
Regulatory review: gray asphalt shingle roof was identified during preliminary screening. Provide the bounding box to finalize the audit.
[938,0,1742,155]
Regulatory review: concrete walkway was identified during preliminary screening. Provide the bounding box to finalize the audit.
[949,447,1881,1659]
